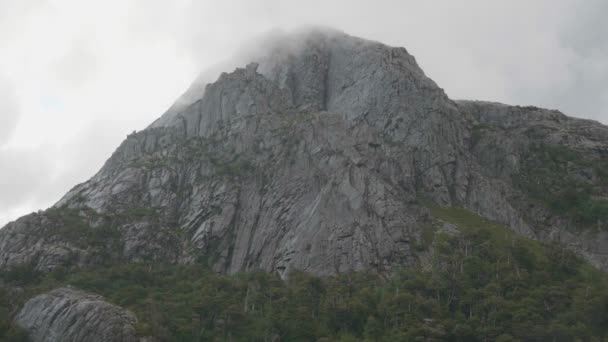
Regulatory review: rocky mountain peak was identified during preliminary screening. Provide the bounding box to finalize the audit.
[153,28,445,131]
[2,29,608,279]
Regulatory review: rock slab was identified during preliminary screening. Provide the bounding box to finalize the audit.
[15,287,139,342]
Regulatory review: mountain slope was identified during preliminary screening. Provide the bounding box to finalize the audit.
[3,207,608,341]
[1,28,607,277]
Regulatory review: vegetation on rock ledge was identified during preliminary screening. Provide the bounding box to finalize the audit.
[2,207,608,341]
[515,143,608,230]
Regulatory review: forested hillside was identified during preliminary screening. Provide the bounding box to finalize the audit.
[2,207,607,341]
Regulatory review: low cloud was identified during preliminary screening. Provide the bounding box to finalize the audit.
[0,74,20,145]
[52,37,99,88]
[0,119,129,227]
[553,0,608,120]
[0,146,53,208]
[1,0,608,227]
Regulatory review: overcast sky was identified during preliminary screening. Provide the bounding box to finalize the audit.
[0,0,607,227]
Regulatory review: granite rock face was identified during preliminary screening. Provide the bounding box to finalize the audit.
[458,100,608,269]
[1,28,607,275]
[15,287,139,342]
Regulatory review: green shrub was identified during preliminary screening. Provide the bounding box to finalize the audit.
[515,143,608,230]
[2,208,607,341]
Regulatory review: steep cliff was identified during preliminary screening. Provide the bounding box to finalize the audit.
[458,100,608,269]
[1,28,607,277]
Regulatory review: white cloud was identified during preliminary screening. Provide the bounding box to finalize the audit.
[0,0,607,226]
[0,145,53,208]
[0,74,20,145]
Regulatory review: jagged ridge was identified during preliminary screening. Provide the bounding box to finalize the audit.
[1,28,608,278]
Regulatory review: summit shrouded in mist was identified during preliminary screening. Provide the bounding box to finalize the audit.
[2,28,608,341]
[2,28,608,276]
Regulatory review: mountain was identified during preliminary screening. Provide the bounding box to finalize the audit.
[2,28,607,275]
[1,28,608,341]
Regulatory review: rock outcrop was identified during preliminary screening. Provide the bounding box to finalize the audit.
[1,28,607,276]
[15,287,139,342]
[458,100,608,269]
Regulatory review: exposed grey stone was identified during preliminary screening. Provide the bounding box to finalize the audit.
[458,99,608,269]
[15,287,139,342]
[1,28,608,276]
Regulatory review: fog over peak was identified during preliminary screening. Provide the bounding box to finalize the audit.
[1,0,607,227]
[151,27,375,128]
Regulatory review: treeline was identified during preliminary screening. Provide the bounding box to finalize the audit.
[2,210,608,341]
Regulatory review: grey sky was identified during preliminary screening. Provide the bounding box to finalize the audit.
[0,0,606,226]
[0,74,19,145]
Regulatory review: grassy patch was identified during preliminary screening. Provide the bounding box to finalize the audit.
[514,143,608,230]
[123,207,159,220]
[471,124,494,145]
[428,205,546,266]
[128,156,172,170]
[183,138,256,179]
[413,223,437,251]
[44,207,122,250]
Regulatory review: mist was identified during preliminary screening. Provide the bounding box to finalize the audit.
[1,0,607,227]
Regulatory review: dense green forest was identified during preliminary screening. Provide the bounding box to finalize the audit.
[2,207,608,341]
